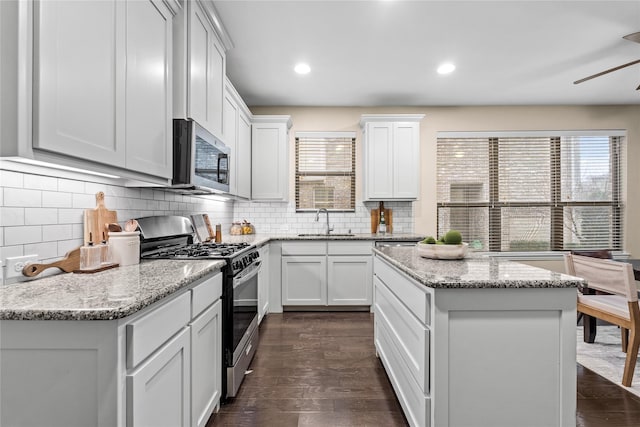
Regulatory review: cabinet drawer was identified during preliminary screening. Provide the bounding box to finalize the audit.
[374,255,430,325]
[375,276,429,392]
[192,271,223,318]
[375,315,430,427]
[281,241,326,255]
[127,291,191,368]
[327,241,373,255]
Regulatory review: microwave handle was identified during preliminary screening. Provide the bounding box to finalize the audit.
[218,153,228,184]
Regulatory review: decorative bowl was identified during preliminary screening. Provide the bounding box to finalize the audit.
[416,242,468,260]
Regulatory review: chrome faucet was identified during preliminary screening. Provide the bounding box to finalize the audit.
[315,208,334,235]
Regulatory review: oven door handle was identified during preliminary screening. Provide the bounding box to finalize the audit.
[233,261,261,288]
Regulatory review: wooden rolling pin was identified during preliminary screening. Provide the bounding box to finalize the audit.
[22,247,81,277]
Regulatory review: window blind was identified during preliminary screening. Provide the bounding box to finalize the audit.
[295,134,356,211]
[437,134,624,252]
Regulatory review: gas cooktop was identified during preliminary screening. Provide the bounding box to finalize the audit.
[142,242,250,260]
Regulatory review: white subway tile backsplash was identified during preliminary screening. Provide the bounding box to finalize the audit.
[5,226,42,245]
[0,170,24,188]
[42,224,73,242]
[24,241,58,261]
[3,169,409,282]
[85,182,107,195]
[58,178,85,193]
[25,208,58,225]
[0,245,23,263]
[4,188,41,207]
[58,208,83,224]
[72,193,96,208]
[58,239,83,257]
[1,207,25,226]
[140,188,154,199]
[42,191,73,208]
[24,174,58,191]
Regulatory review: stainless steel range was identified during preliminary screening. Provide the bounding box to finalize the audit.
[136,215,260,401]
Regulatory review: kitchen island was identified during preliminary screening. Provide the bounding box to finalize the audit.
[373,246,583,427]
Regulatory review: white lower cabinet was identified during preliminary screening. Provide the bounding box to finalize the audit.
[258,244,270,323]
[0,270,223,427]
[127,327,191,427]
[282,255,327,305]
[190,300,222,427]
[281,241,372,307]
[327,256,372,305]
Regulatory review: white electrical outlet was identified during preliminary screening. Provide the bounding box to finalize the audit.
[5,255,39,280]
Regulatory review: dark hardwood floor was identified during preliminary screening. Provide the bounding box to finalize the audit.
[208,312,640,427]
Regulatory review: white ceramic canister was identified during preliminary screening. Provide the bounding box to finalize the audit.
[108,231,140,266]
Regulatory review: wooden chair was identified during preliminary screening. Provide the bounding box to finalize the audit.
[565,253,640,387]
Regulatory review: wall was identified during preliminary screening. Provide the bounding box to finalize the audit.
[0,164,233,283]
[251,105,640,258]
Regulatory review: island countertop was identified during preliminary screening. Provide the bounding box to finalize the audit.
[373,246,583,289]
[0,259,225,321]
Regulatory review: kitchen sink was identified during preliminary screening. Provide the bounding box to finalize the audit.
[297,233,356,237]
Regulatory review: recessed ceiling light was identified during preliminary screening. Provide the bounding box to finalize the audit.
[294,63,311,75]
[437,63,456,75]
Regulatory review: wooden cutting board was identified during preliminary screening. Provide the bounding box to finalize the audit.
[22,247,81,277]
[84,192,117,244]
[371,207,393,234]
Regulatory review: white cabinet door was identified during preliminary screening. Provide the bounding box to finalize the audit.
[392,122,420,199]
[127,327,190,427]
[361,115,423,201]
[34,0,124,166]
[125,0,173,178]
[258,244,270,322]
[34,0,175,179]
[223,93,238,195]
[237,112,252,199]
[251,116,291,201]
[188,1,224,138]
[365,123,394,199]
[327,255,373,305]
[191,300,221,427]
[281,255,327,305]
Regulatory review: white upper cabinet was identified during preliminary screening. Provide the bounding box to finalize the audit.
[360,114,424,201]
[124,0,174,178]
[11,0,178,182]
[251,115,292,201]
[174,0,232,139]
[34,0,123,165]
[223,78,252,199]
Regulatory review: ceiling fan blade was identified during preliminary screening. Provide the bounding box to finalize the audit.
[573,59,640,84]
[623,32,640,43]
[637,83,640,91]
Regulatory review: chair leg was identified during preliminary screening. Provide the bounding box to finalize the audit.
[622,328,629,353]
[621,329,640,387]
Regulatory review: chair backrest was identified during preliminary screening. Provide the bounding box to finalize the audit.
[564,253,637,302]
[570,249,612,259]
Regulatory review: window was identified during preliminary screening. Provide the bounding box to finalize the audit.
[295,132,356,211]
[437,132,625,252]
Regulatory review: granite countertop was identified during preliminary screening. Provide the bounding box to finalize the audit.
[374,246,583,289]
[0,233,424,322]
[222,233,425,246]
[0,259,225,320]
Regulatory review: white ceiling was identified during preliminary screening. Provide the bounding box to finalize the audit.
[212,0,640,107]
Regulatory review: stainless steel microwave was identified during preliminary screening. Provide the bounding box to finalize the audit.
[172,119,230,194]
